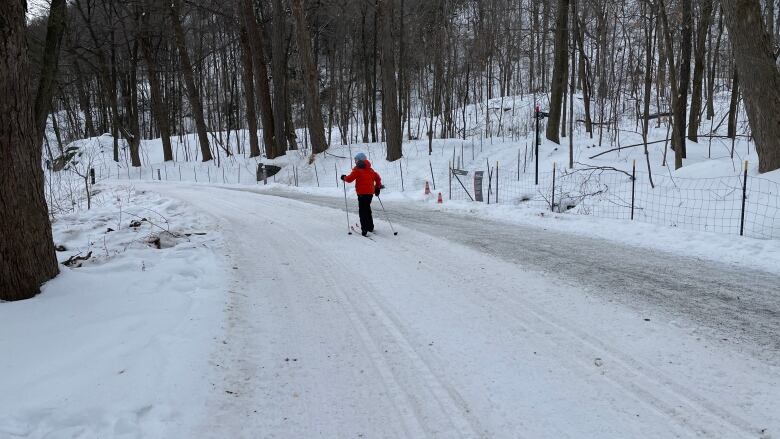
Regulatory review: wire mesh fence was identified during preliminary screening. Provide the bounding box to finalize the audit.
[106,155,779,240]
[443,161,779,239]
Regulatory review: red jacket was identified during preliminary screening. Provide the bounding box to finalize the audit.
[344,160,382,195]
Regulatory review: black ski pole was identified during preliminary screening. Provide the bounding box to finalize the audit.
[376,196,398,235]
[343,180,352,235]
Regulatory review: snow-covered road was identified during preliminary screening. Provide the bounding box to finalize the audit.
[150,184,778,438]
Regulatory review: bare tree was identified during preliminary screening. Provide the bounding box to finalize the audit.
[290,0,328,154]
[1,0,60,301]
[722,0,780,172]
[378,0,402,161]
[547,0,570,143]
[170,0,213,162]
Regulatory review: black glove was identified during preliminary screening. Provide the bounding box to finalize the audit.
[340,175,346,181]
[375,187,381,196]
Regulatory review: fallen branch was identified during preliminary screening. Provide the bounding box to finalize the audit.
[63,251,92,268]
[589,139,668,159]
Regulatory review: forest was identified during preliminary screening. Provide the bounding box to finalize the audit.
[3,0,780,299]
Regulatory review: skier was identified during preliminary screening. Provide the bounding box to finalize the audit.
[341,152,382,236]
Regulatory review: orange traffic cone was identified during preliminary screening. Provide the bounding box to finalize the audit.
[437,192,443,203]
[424,181,431,195]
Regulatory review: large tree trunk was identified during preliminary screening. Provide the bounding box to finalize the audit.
[269,0,289,158]
[73,60,96,138]
[727,68,740,138]
[33,0,67,150]
[139,31,174,162]
[290,0,328,154]
[688,0,713,142]
[546,0,570,144]
[241,0,275,158]
[722,0,780,172]
[239,25,261,158]
[377,0,402,161]
[1,0,59,301]
[170,0,213,162]
[659,0,690,169]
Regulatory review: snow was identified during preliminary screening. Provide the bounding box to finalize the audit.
[12,91,778,437]
[119,184,780,437]
[0,186,226,438]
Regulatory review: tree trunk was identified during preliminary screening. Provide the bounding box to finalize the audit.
[727,68,740,138]
[547,0,570,144]
[378,0,402,161]
[139,31,174,162]
[170,0,213,162]
[290,0,328,154]
[1,0,59,301]
[33,0,67,150]
[688,0,713,142]
[73,60,95,138]
[722,0,780,172]
[269,0,289,157]
[241,0,275,157]
[239,25,261,158]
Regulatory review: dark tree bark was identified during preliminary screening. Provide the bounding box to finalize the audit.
[241,0,275,158]
[706,10,723,120]
[33,0,67,150]
[239,25,261,158]
[139,12,174,162]
[659,0,691,169]
[170,0,213,162]
[290,0,328,154]
[547,0,570,144]
[1,0,59,301]
[72,60,95,138]
[722,0,780,172]
[269,0,289,157]
[688,0,713,142]
[727,68,740,139]
[377,0,402,161]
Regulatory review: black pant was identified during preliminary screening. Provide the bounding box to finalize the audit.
[357,194,374,232]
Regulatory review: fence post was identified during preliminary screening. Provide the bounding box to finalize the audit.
[399,160,404,191]
[551,162,556,212]
[429,160,436,190]
[157,169,161,181]
[631,160,636,220]
[496,161,499,203]
[740,160,748,236]
[90,168,95,185]
[335,162,338,187]
[314,163,320,187]
[535,106,540,185]
[448,160,452,200]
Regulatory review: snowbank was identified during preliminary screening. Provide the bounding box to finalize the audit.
[0,186,226,438]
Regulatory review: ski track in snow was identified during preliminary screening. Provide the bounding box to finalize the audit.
[259,186,780,364]
[141,183,778,439]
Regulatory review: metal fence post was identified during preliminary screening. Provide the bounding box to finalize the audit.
[399,160,404,191]
[740,160,748,236]
[551,162,556,212]
[429,160,436,190]
[496,161,499,203]
[448,161,452,200]
[631,160,636,220]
